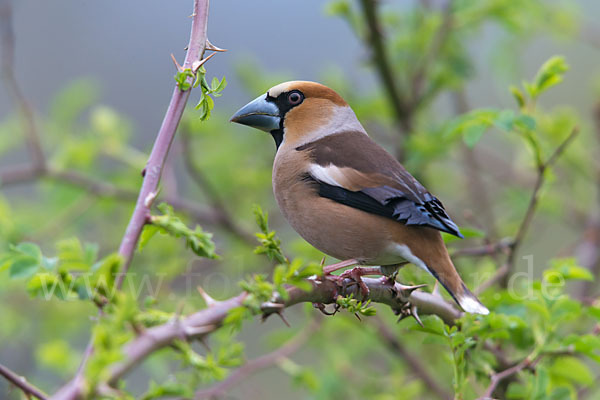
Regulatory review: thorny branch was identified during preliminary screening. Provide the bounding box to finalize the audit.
[0,362,48,400]
[88,273,459,396]
[51,1,214,399]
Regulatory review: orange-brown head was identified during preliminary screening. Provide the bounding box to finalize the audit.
[231,81,362,149]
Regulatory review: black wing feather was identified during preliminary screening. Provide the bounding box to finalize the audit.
[316,181,463,238]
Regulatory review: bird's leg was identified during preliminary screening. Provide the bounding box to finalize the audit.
[339,266,383,298]
[379,262,409,286]
[323,258,359,275]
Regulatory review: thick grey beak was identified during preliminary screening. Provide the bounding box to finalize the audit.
[230,94,280,132]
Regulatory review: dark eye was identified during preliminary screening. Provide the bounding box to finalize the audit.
[288,91,303,106]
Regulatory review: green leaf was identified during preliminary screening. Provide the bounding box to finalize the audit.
[139,225,160,251]
[148,203,218,259]
[463,123,487,147]
[514,115,536,131]
[510,85,526,108]
[9,256,39,279]
[214,76,227,93]
[531,56,569,98]
[544,258,593,283]
[13,242,42,261]
[549,356,593,386]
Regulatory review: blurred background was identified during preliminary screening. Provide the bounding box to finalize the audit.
[2,0,600,399]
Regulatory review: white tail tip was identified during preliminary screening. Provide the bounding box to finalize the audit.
[458,294,490,315]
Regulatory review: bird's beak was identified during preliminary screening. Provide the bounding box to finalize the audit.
[230,94,281,132]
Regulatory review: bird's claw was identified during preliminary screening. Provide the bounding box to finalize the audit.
[340,267,370,298]
[313,302,339,316]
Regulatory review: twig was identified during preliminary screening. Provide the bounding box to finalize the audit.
[358,0,412,160]
[451,238,513,259]
[51,1,213,399]
[372,316,453,400]
[411,0,454,109]
[195,318,321,399]
[0,362,48,400]
[579,103,600,298]
[452,90,499,238]
[180,129,256,245]
[499,127,579,287]
[0,165,222,228]
[115,0,211,285]
[479,355,537,400]
[0,0,45,172]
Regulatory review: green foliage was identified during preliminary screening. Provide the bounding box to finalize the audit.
[142,203,218,259]
[252,204,287,264]
[335,294,376,317]
[1,238,122,304]
[1,1,597,399]
[195,67,227,121]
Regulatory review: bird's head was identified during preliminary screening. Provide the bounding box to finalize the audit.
[231,81,361,149]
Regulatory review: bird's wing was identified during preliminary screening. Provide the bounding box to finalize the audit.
[297,130,463,237]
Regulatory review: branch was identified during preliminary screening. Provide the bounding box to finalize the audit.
[0,0,45,171]
[195,318,321,399]
[499,127,579,287]
[579,103,600,299]
[115,0,211,285]
[51,272,460,397]
[51,1,213,399]
[372,316,453,400]
[358,0,412,160]
[0,362,48,400]
[0,165,222,228]
[480,355,538,399]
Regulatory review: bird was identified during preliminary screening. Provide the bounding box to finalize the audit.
[230,81,489,315]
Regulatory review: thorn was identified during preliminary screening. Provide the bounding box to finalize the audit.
[277,312,291,327]
[411,304,424,327]
[171,53,183,71]
[144,191,158,208]
[197,286,218,307]
[320,256,327,268]
[354,313,362,321]
[192,52,216,72]
[206,39,227,52]
[174,301,186,319]
[397,283,427,299]
[184,324,217,336]
[141,167,147,177]
[189,12,197,18]
[432,281,442,298]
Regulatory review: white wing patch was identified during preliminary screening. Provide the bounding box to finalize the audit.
[309,164,345,187]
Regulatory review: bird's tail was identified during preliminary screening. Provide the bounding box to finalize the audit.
[426,259,489,315]
[411,242,489,315]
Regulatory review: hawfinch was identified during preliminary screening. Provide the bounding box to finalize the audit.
[231,81,489,315]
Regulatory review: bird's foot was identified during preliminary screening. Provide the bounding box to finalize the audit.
[313,302,340,316]
[339,266,382,298]
[323,259,359,275]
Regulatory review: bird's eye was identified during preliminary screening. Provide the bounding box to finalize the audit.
[287,91,303,106]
